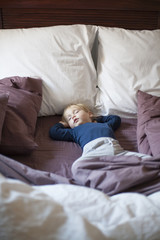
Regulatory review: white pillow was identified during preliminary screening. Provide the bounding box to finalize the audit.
[96,27,160,118]
[0,25,97,116]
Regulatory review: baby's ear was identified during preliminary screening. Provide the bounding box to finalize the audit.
[89,112,93,118]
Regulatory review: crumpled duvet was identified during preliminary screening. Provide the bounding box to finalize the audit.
[0,174,160,240]
[71,154,160,196]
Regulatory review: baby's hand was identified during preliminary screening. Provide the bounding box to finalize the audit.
[59,121,69,128]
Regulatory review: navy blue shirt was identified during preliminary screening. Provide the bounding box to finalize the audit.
[49,115,121,149]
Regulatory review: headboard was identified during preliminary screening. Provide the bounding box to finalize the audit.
[0,0,160,30]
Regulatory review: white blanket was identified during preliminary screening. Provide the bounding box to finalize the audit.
[0,174,160,240]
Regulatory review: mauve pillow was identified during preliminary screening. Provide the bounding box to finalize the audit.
[145,119,160,156]
[0,92,9,142]
[0,76,42,155]
[137,90,160,156]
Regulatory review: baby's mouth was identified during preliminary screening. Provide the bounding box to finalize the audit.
[74,118,79,123]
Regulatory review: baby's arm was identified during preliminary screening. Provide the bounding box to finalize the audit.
[107,115,121,130]
[98,115,121,131]
[49,122,73,142]
[59,121,69,128]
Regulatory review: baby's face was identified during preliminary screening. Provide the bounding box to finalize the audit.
[65,106,93,128]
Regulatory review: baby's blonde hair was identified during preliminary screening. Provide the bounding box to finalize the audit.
[62,103,92,122]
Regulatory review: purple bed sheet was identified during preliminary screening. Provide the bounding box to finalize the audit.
[13,116,139,173]
[10,116,139,178]
[1,115,160,196]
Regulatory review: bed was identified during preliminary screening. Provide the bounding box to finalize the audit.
[0,0,160,239]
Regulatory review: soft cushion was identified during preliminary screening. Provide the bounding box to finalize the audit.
[0,92,9,142]
[0,25,97,116]
[145,120,160,156]
[137,90,160,157]
[96,27,160,118]
[0,76,42,155]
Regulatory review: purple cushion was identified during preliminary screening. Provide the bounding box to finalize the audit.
[0,92,9,142]
[145,119,160,156]
[0,76,42,155]
[137,90,160,156]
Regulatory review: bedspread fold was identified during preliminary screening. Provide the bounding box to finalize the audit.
[0,154,72,185]
[72,155,160,195]
[0,153,160,196]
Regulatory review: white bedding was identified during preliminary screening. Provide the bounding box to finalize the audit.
[0,174,160,240]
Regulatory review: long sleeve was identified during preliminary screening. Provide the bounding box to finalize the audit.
[49,123,73,142]
[97,115,121,131]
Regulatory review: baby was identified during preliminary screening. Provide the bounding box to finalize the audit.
[50,103,151,190]
[50,103,149,159]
